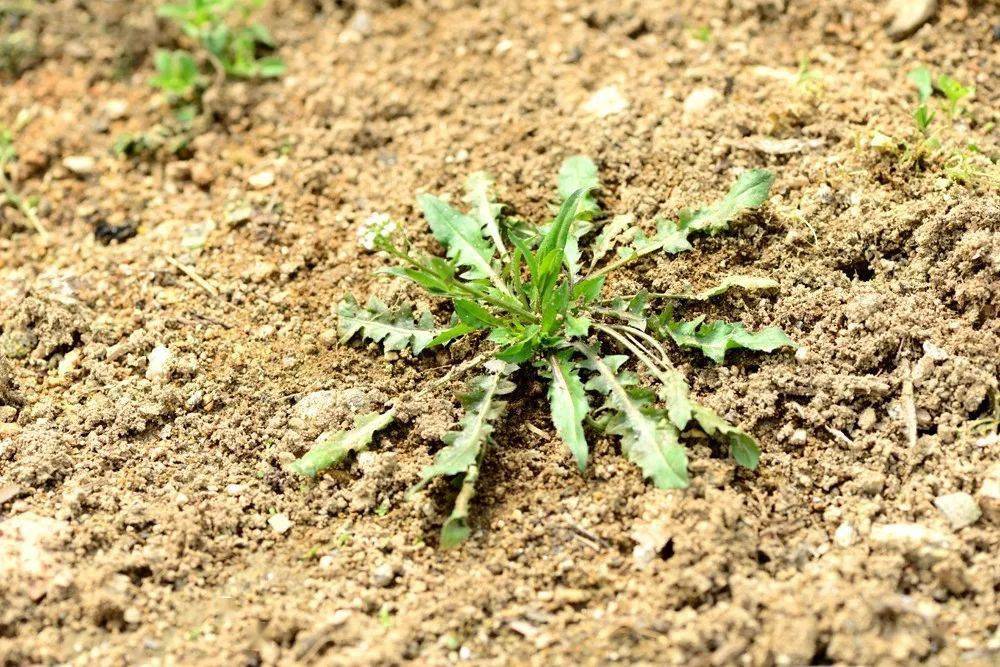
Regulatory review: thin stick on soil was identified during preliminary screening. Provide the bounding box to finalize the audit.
[164,256,223,301]
[900,361,918,449]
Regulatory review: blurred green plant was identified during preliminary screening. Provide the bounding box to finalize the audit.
[152,0,284,109]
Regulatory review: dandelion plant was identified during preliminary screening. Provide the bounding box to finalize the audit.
[292,157,794,547]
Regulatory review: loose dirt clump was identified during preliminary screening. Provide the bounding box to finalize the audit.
[1,0,998,665]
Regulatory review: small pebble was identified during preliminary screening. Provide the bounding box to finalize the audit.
[268,513,292,535]
[978,463,1000,523]
[57,349,81,376]
[834,522,857,548]
[683,87,720,116]
[318,329,338,348]
[104,99,129,120]
[886,0,937,40]
[934,492,981,529]
[63,155,96,176]
[870,523,953,567]
[191,162,215,187]
[371,562,397,587]
[248,171,275,189]
[146,345,173,381]
[582,86,629,118]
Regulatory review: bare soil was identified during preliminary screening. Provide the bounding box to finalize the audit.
[1,0,999,664]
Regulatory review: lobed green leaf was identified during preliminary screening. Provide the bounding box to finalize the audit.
[580,347,688,488]
[662,316,794,363]
[546,353,590,471]
[684,169,775,235]
[463,171,507,259]
[418,193,508,291]
[338,295,441,354]
[289,408,396,477]
[409,361,517,494]
[557,155,600,217]
[690,405,760,469]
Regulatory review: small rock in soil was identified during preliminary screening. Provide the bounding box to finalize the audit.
[933,492,981,529]
[248,171,275,189]
[104,99,129,120]
[63,155,96,176]
[349,11,373,36]
[886,0,937,40]
[318,329,338,348]
[870,522,953,567]
[834,522,857,547]
[93,219,138,244]
[582,86,629,118]
[371,561,397,587]
[146,345,173,381]
[268,513,292,535]
[290,390,339,437]
[190,162,215,187]
[977,463,1000,523]
[683,87,720,117]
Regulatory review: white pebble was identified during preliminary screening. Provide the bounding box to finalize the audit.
[268,513,292,535]
[248,171,275,189]
[933,492,981,530]
[834,522,857,547]
[682,87,720,116]
[63,155,96,176]
[582,86,629,118]
[146,345,173,381]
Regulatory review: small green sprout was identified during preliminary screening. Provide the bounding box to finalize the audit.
[913,104,935,137]
[150,49,202,100]
[900,66,994,184]
[795,56,823,96]
[908,67,933,104]
[907,66,973,126]
[152,0,284,108]
[691,26,712,43]
[0,124,47,239]
[934,73,972,118]
[291,158,795,547]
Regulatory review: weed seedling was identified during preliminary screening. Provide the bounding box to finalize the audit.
[152,0,284,112]
[892,66,997,184]
[292,158,794,547]
[934,73,972,119]
[0,123,47,239]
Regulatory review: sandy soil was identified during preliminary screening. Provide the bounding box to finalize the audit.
[1,0,999,664]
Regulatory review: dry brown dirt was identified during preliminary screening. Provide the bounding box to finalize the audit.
[1,0,999,665]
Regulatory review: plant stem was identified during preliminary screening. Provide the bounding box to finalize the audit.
[594,323,670,379]
[583,241,663,281]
